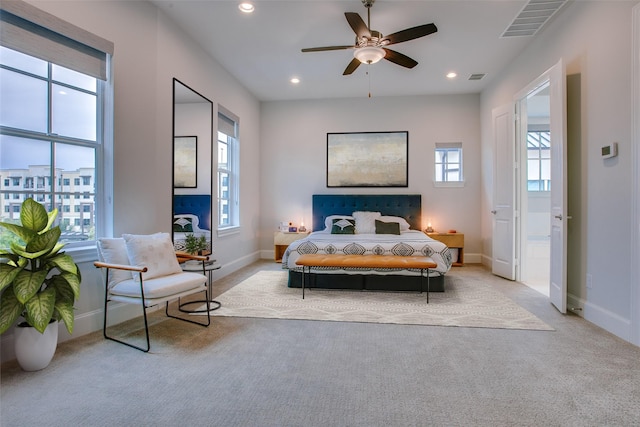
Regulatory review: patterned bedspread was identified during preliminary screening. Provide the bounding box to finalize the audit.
[282,230,453,276]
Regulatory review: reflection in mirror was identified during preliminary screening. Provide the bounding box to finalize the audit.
[172,78,214,254]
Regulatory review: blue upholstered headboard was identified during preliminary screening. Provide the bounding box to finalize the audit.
[312,194,422,231]
[173,194,212,231]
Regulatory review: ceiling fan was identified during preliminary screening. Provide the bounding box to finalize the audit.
[301,0,437,75]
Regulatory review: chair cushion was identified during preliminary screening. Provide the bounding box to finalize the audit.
[122,233,183,281]
[109,271,206,300]
[97,238,132,290]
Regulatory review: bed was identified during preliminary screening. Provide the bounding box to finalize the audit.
[173,194,212,252]
[282,194,453,292]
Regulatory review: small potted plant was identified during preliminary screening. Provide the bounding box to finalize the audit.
[0,198,81,371]
[184,233,208,255]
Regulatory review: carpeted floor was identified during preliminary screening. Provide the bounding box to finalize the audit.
[2,262,640,427]
[196,270,554,331]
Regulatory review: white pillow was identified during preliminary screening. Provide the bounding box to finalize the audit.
[97,238,131,290]
[122,233,183,281]
[324,215,354,230]
[378,215,411,231]
[352,211,381,234]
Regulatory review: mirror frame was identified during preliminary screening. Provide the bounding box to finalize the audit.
[172,78,214,253]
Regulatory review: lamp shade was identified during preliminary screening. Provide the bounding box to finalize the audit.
[353,46,385,64]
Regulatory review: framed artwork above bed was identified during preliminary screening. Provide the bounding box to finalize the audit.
[326,131,408,187]
[173,136,197,188]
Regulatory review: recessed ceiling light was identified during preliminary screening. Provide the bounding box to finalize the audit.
[238,2,254,13]
[446,72,457,79]
[290,77,300,84]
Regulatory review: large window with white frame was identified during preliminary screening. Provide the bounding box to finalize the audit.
[0,2,113,250]
[217,109,239,232]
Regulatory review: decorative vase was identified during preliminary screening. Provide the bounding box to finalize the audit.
[14,321,58,371]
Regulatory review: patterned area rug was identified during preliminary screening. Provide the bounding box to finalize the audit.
[196,270,554,331]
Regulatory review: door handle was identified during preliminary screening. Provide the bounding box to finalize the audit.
[554,214,573,220]
[491,210,497,214]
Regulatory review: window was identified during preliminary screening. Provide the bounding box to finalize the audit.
[0,47,102,245]
[434,142,464,185]
[0,1,113,251]
[0,2,113,249]
[217,108,240,232]
[527,130,551,191]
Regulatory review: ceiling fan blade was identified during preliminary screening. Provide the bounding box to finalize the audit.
[385,23,437,45]
[343,58,362,75]
[383,48,418,69]
[301,45,355,53]
[345,12,371,39]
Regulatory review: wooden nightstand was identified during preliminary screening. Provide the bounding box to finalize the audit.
[427,232,464,266]
[274,231,310,262]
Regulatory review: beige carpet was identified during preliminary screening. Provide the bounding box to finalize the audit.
[196,270,554,331]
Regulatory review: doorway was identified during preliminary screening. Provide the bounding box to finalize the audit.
[520,83,551,297]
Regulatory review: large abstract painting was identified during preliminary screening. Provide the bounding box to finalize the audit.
[174,136,197,188]
[327,131,408,187]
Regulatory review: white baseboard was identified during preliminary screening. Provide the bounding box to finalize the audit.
[463,253,482,264]
[582,298,632,343]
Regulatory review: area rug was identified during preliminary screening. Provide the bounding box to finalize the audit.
[196,270,554,331]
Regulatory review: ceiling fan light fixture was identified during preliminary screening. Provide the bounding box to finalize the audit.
[354,46,385,64]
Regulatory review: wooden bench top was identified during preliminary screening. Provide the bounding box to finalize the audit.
[296,254,437,269]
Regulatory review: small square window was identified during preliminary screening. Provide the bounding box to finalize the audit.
[434,142,464,185]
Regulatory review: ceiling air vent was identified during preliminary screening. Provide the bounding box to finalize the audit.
[468,73,486,81]
[501,0,567,38]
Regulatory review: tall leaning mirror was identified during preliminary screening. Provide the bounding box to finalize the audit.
[172,78,214,254]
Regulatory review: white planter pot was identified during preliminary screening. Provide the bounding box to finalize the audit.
[14,321,58,371]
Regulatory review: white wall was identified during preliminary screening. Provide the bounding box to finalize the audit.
[174,102,213,199]
[259,94,482,260]
[480,0,638,342]
[1,0,261,362]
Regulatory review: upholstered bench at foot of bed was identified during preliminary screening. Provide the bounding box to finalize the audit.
[295,254,437,301]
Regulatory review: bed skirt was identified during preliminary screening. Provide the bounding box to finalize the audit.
[287,270,445,293]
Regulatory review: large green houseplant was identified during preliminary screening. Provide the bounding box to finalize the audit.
[0,198,81,336]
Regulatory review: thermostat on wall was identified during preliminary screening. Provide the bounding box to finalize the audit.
[601,142,618,159]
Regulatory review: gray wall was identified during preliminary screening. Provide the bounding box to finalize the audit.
[480,0,638,343]
[259,94,483,260]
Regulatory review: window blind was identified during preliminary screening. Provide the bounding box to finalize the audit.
[0,0,113,80]
[218,107,238,138]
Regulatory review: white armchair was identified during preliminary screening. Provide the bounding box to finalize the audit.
[95,233,211,352]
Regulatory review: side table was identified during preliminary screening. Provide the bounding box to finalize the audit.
[274,231,310,262]
[179,260,222,313]
[427,232,464,266]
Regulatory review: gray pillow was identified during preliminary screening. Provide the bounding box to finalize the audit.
[375,219,401,235]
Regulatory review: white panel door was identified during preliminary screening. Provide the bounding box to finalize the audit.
[547,60,568,313]
[492,104,516,280]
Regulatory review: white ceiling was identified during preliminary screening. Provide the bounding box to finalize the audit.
[153,0,554,102]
